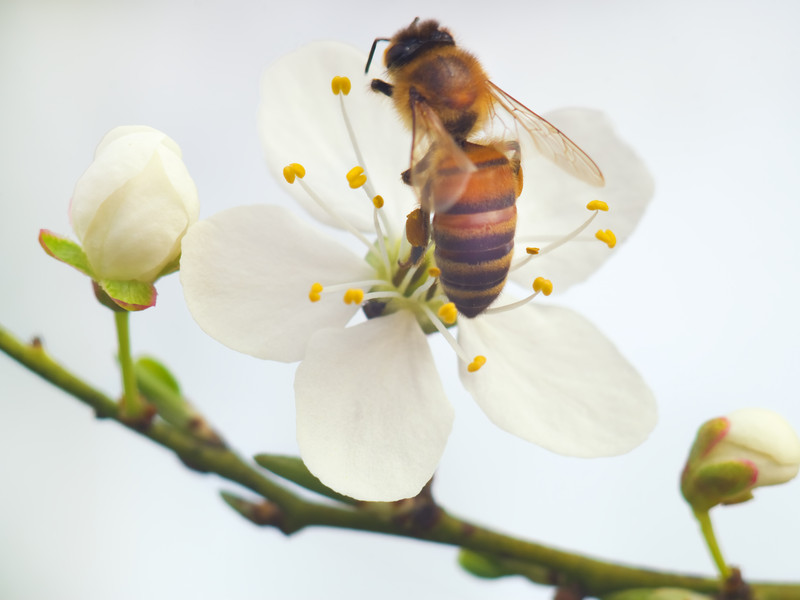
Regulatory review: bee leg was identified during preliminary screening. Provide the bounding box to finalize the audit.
[371,79,394,97]
[496,139,521,169]
[498,140,523,195]
[399,207,430,268]
[402,149,433,186]
[509,140,521,169]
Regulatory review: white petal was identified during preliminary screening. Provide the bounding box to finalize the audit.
[753,462,800,487]
[71,129,172,240]
[180,205,373,362]
[512,109,654,292]
[295,311,454,501]
[258,41,415,232]
[157,143,199,223]
[725,408,800,466]
[94,125,179,157]
[82,152,193,281]
[458,303,657,457]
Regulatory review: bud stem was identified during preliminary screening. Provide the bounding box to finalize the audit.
[693,509,731,580]
[114,311,144,420]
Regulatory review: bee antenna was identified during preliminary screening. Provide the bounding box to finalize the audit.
[365,37,390,74]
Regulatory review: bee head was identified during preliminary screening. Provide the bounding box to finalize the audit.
[382,19,455,70]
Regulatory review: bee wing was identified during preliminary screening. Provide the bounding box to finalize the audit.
[409,96,477,213]
[487,81,605,187]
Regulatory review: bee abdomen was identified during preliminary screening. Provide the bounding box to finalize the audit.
[430,143,521,318]
[433,206,517,318]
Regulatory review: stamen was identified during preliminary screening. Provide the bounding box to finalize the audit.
[397,264,418,294]
[586,200,608,212]
[467,356,487,373]
[409,262,429,286]
[283,163,306,184]
[334,83,374,198]
[371,195,391,274]
[410,265,446,302]
[512,202,608,271]
[484,277,553,314]
[391,263,411,288]
[420,305,484,371]
[308,282,323,302]
[284,165,375,251]
[343,288,365,304]
[308,280,405,308]
[334,85,395,238]
[330,76,351,96]
[437,302,458,325]
[533,277,553,296]
[362,290,404,302]
[409,275,441,302]
[346,166,367,189]
[425,281,440,301]
[316,279,388,294]
[595,229,617,248]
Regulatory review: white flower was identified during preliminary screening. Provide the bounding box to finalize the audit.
[180,42,657,501]
[71,125,199,282]
[681,408,800,511]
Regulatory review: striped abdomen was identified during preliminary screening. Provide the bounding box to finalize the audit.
[432,143,521,318]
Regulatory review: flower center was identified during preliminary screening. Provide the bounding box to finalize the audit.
[280,75,617,374]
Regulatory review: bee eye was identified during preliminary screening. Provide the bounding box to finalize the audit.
[385,42,414,68]
[431,30,453,45]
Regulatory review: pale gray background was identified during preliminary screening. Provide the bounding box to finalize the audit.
[2,0,799,598]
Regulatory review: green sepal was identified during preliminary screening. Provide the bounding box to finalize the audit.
[685,417,729,465]
[38,230,94,277]
[98,279,157,311]
[457,549,507,579]
[134,357,224,447]
[134,357,185,426]
[220,491,282,527]
[220,490,257,522]
[253,454,357,505]
[682,459,757,511]
[457,550,550,584]
[136,356,181,395]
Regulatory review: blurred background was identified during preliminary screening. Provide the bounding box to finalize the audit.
[1,0,799,598]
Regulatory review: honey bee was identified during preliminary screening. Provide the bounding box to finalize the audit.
[366,18,605,317]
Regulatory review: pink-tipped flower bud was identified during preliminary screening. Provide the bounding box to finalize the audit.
[681,408,800,512]
[70,126,199,283]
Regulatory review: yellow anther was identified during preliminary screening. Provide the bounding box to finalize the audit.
[283,163,306,184]
[595,229,617,248]
[343,288,364,305]
[331,76,352,95]
[346,166,367,189]
[586,200,609,212]
[533,277,554,296]
[428,267,441,278]
[372,195,384,209]
[308,282,323,302]
[526,247,540,255]
[437,302,458,325]
[467,355,487,373]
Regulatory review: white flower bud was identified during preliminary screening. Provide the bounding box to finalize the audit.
[70,126,199,282]
[716,408,800,487]
[681,408,800,511]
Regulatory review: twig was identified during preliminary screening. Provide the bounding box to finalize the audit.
[1,322,798,599]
